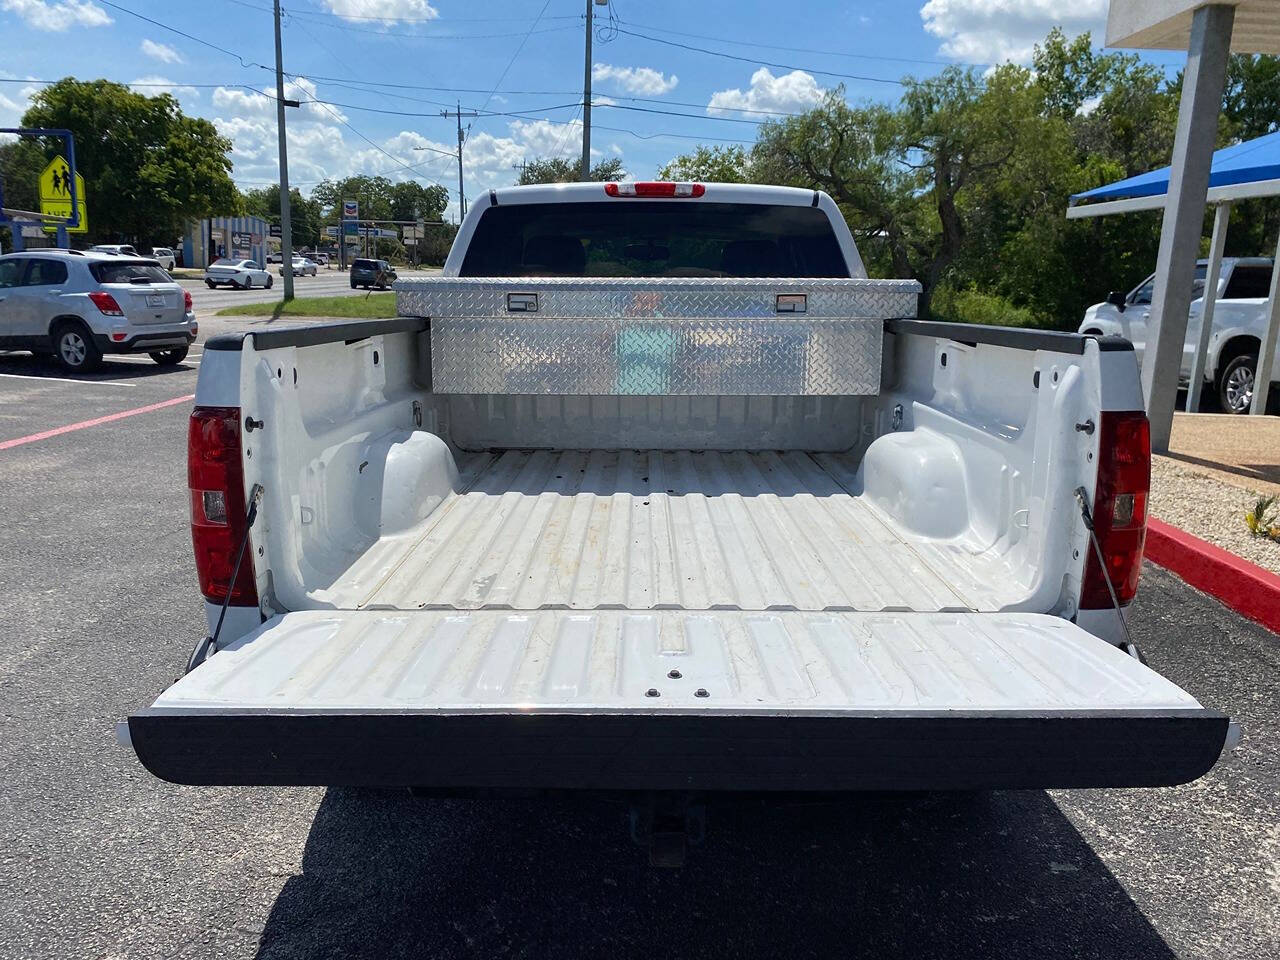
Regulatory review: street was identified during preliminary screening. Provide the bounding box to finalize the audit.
[0,343,1276,959]
[180,268,440,315]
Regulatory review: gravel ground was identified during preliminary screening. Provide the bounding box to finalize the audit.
[1151,455,1280,572]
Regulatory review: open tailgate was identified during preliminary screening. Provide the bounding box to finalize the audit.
[128,610,1229,791]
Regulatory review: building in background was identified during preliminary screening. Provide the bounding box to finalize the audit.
[182,215,270,268]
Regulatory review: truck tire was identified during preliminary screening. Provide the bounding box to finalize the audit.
[149,347,189,366]
[52,321,103,373]
[1217,353,1257,415]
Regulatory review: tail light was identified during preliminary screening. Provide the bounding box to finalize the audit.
[88,291,123,316]
[1080,411,1150,608]
[188,406,258,606]
[605,181,704,198]
[184,289,193,311]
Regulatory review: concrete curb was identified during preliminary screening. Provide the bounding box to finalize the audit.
[1145,517,1280,634]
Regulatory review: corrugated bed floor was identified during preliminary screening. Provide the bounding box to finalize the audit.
[357,449,1005,613]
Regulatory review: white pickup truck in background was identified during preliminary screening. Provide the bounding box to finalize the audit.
[1079,257,1275,413]
[125,183,1232,856]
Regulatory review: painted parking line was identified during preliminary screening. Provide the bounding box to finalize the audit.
[0,372,136,387]
[0,393,194,452]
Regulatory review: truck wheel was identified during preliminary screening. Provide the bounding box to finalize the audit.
[52,321,103,373]
[149,347,189,366]
[1217,353,1256,414]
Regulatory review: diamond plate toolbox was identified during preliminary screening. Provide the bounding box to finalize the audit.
[396,277,919,396]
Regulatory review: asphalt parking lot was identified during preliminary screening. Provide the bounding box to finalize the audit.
[0,347,1276,959]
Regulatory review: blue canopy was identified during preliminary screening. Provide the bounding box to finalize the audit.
[1072,129,1280,203]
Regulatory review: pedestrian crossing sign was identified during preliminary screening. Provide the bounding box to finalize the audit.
[39,156,88,234]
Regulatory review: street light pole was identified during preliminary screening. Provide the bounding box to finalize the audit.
[272,0,294,301]
[580,0,593,181]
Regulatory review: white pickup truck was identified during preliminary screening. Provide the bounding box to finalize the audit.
[1079,257,1275,413]
[125,183,1230,833]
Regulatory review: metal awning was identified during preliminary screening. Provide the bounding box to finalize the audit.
[1064,125,1280,418]
[1068,130,1280,218]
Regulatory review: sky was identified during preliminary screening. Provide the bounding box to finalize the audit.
[0,0,1187,222]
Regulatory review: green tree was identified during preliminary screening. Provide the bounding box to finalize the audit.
[388,180,449,223]
[515,156,625,184]
[20,78,237,247]
[658,144,749,182]
[242,184,323,248]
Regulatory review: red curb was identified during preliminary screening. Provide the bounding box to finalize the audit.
[1145,517,1280,634]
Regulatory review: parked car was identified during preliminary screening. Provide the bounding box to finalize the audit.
[1079,257,1276,413]
[150,247,176,271]
[350,257,396,289]
[265,251,284,264]
[311,252,330,266]
[204,258,272,290]
[281,256,317,277]
[90,243,139,257]
[0,249,196,371]
[123,183,1234,859]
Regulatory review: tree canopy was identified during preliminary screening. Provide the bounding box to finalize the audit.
[662,33,1280,330]
[515,156,625,185]
[17,78,237,248]
[311,175,449,224]
[242,185,323,249]
[657,145,749,183]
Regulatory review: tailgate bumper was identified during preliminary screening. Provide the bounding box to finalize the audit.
[128,708,1229,791]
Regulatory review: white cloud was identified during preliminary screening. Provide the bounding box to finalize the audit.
[0,72,42,137]
[321,0,436,20]
[131,75,198,99]
[0,0,110,30]
[592,63,678,96]
[205,74,624,223]
[140,38,182,64]
[708,68,825,116]
[919,0,1107,63]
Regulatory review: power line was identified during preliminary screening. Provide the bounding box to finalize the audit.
[617,18,982,68]
[475,0,555,118]
[95,0,269,69]
[614,27,908,85]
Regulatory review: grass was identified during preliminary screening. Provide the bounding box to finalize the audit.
[215,292,397,320]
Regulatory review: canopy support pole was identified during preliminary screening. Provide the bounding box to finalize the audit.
[1249,229,1280,415]
[1188,202,1231,412]
[1142,3,1235,451]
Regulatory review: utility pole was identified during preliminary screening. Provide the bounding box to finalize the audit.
[272,0,296,301]
[580,0,593,181]
[440,103,478,218]
[512,157,530,182]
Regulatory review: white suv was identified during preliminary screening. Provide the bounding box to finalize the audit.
[0,250,197,372]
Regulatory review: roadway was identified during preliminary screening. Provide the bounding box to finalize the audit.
[180,267,440,316]
[0,343,1275,959]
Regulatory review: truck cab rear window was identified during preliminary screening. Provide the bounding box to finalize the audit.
[459,202,850,278]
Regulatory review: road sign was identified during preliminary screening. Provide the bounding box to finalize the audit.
[342,200,358,219]
[38,156,87,234]
[269,223,282,238]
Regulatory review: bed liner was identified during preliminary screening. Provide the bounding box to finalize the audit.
[328,449,1019,614]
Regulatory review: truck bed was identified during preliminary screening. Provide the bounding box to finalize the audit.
[337,449,1014,614]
